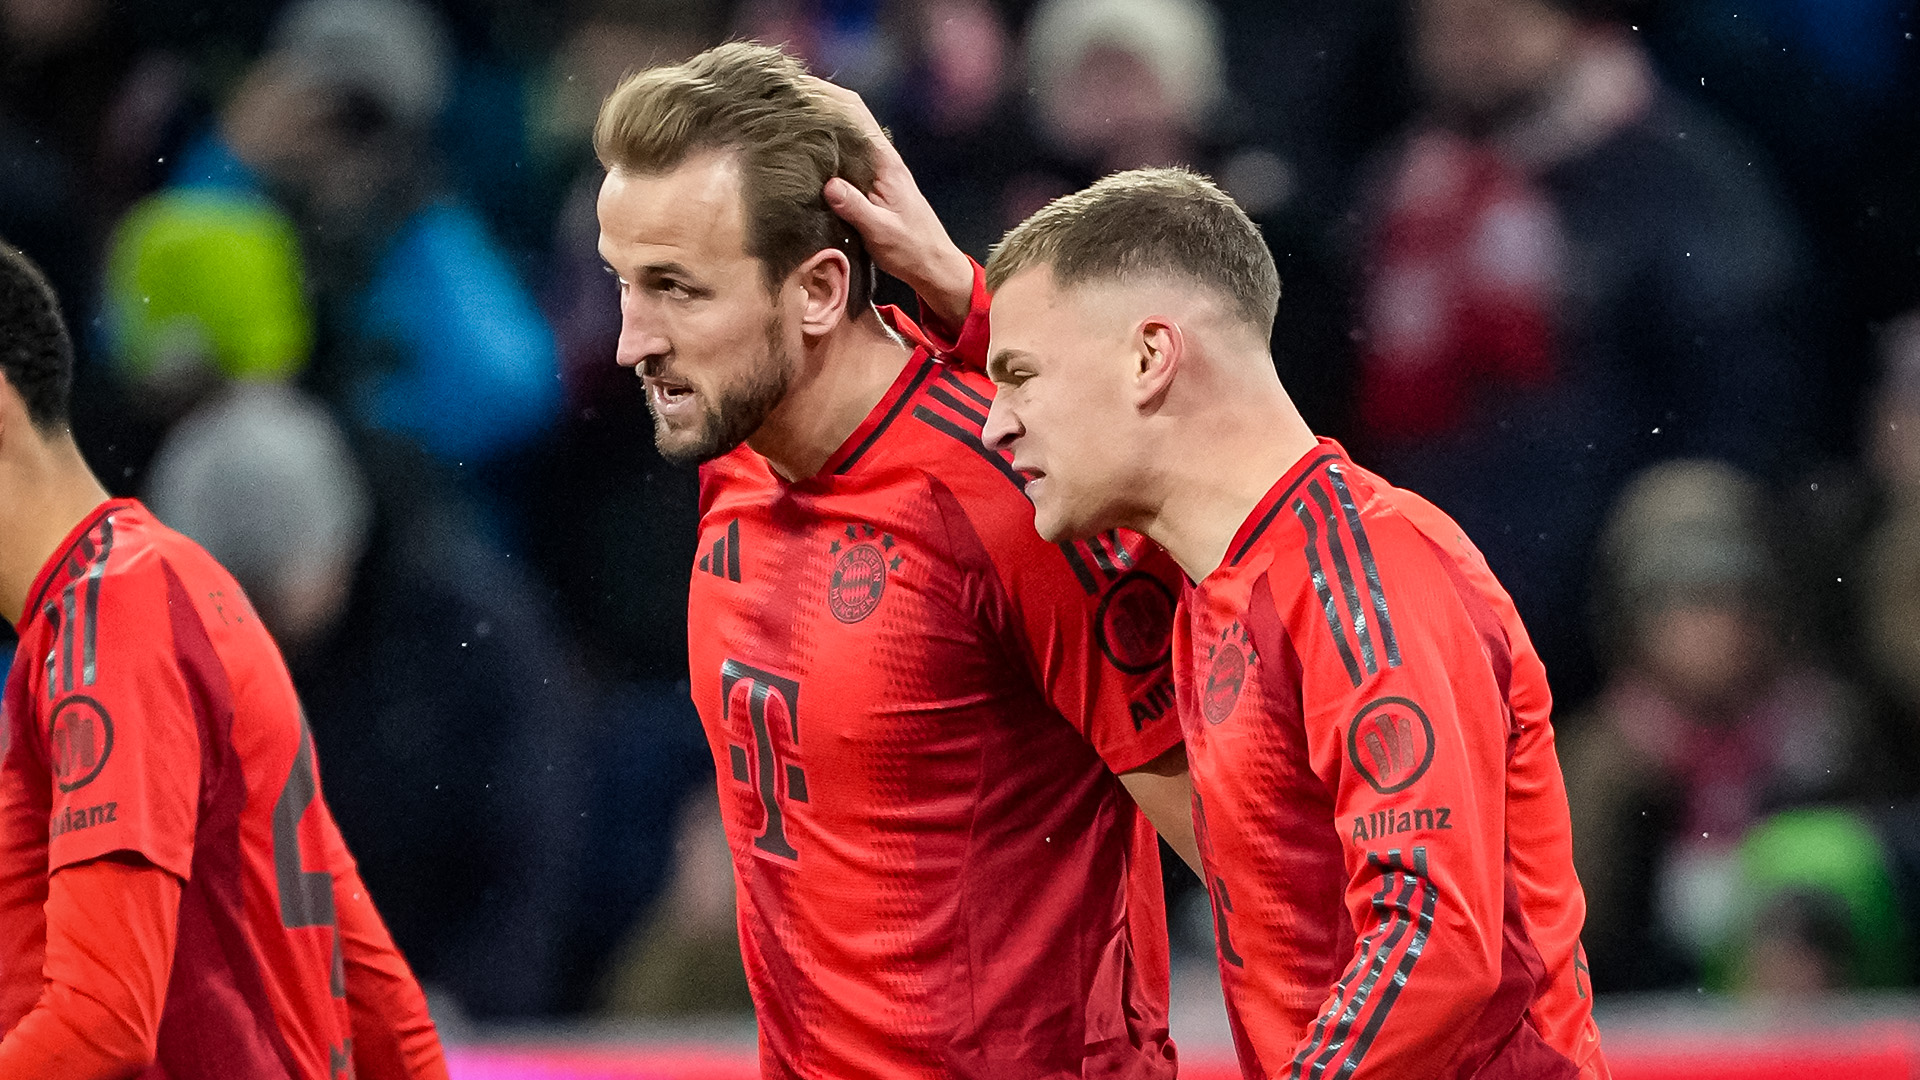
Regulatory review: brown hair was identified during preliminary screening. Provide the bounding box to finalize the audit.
[985,167,1280,333]
[594,41,878,313]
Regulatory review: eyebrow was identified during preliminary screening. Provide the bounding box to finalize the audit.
[986,348,1031,384]
[596,256,699,281]
[638,260,696,279]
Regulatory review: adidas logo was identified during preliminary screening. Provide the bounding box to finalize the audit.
[699,519,742,582]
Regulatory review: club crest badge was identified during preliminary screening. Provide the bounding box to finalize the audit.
[1202,621,1257,725]
[828,523,901,624]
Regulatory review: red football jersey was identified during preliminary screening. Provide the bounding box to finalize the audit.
[1176,442,1607,1080]
[0,499,441,1079]
[688,314,1184,1079]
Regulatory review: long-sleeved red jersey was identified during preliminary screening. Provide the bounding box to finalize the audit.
[687,278,1184,1079]
[1176,441,1607,1080]
[0,499,446,1080]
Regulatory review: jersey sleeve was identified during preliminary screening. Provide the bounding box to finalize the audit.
[994,529,1184,775]
[0,857,180,1079]
[41,565,201,881]
[1279,524,1522,1079]
[912,257,990,372]
[322,815,449,1080]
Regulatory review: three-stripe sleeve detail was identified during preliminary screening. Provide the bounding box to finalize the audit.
[1294,477,1399,687]
[45,519,116,697]
[1289,847,1438,1080]
[1328,465,1400,668]
[1295,499,1363,686]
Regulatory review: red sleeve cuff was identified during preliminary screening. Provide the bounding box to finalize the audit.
[914,258,991,371]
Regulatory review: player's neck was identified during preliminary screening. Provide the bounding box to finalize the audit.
[749,311,912,482]
[1142,385,1319,583]
[0,432,112,627]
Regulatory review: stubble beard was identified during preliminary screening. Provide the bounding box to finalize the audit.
[651,315,794,467]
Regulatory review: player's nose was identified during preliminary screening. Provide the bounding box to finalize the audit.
[614,299,670,371]
[982,394,1022,454]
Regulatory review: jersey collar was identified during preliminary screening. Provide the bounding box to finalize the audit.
[21,498,139,634]
[1215,438,1349,576]
[815,337,940,480]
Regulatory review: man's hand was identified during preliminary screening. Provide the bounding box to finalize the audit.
[807,76,976,328]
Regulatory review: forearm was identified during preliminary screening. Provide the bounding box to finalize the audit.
[335,863,448,1080]
[905,245,979,334]
[1120,744,1201,878]
[1289,852,1493,1079]
[0,859,180,1080]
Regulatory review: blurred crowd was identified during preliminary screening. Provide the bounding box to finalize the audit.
[2,0,1918,1021]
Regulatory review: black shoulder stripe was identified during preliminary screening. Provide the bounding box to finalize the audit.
[939,370,993,410]
[836,357,939,474]
[926,384,989,428]
[80,515,114,687]
[1294,498,1364,687]
[1058,542,1100,595]
[912,405,1026,491]
[1328,465,1401,669]
[1230,452,1340,567]
[912,402,1101,596]
[1085,536,1122,578]
[1307,479,1379,676]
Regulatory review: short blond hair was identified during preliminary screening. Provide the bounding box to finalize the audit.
[986,167,1279,332]
[594,42,878,312]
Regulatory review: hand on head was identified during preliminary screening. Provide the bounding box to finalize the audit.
[807,76,975,330]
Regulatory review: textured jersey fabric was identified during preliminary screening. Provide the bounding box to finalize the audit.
[1177,441,1607,1080]
[0,499,444,1080]
[688,299,1184,1079]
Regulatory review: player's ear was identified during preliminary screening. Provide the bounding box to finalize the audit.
[794,247,854,337]
[1133,316,1182,413]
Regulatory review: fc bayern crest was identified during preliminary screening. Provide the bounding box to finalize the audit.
[1202,621,1257,725]
[827,523,901,624]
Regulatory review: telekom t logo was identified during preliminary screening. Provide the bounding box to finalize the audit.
[721,659,807,862]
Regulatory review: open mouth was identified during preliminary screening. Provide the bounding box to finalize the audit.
[1015,465,1045,485]
[644,376,697,411]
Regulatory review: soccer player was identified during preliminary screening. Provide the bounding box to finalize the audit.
[594,44,1196,1078]
[977,170,1609,1079]
[0,244,446,1079]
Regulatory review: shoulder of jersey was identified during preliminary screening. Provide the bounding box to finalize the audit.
[894,363,1030,497]
[111,506,246,595]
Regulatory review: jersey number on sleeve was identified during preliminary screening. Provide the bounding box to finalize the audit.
[720,659,807,863]
[272,720,350,1019]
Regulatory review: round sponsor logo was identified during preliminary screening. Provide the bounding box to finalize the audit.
[48,695,113,793]
[1348,696,1435,795]
[1202,644,1248,725]
[828,543,888,623]
[1096,571,1176,674]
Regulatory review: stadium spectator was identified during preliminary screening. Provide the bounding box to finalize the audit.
[1861,313,1920,717]
[1001,0,1238,228]
[167,0,561,474]
[1350,0,1814,703]
[599,786,753,1017]
[1561,460,1873,992]
[143,383,593,1019]
[1717,807,1910,997]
